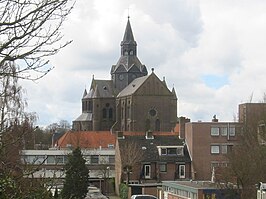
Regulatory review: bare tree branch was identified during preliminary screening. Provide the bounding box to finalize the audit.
[0,0,75,80]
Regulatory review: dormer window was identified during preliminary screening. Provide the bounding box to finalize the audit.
[158,146,184,156]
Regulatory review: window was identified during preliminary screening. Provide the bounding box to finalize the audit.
[227,145,233,152]
[103,108,107,119]
[109,155,115,164]
[109,108,113,119]
[83,156,90,164]
[33,155,46,164]
[155,119,160,131]
[211,127,219,136]
[159,164,167,172]
[99,156,109,164]
[211,145,220,154]
[149,109,157,117]
[91,155,99,164]
[221,145,227,154]
[88,101,92,111]
[179,165,185,178]
[161,148,167,155]
[55,156,64,164]
[160,147,183,156]
[167,148,177,155]
[145,119,150,131]
[144,165,151,178]
[229,127,236,136]
[47,156,55,164]
[220,127,227,136]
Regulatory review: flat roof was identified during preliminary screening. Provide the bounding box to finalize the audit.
[162,181,221,190]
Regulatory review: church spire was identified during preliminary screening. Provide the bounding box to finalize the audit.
[120,17,137,56]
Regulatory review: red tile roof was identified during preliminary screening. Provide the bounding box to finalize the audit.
[56,131,116,149]
[122,131,179,136]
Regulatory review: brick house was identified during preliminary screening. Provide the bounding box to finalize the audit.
[115,131,191,197]
[184,118,241,181]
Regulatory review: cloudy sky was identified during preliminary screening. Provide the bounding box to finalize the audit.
[22,0,266,127]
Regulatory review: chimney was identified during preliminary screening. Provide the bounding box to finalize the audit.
[212,115,218,122]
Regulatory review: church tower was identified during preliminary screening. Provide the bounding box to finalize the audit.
[111,18,147,92]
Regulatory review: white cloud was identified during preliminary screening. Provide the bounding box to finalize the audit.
[21,0,266,126]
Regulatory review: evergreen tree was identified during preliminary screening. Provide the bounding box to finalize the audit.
[61,147,89,199]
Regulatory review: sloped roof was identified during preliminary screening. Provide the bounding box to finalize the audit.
[90,79,116,98]
[121,18,136,45]
[112,56,146,73]
[118,135,191,163]
[73,113,93,122]
[57,131,116,149]
[117,75,148,97]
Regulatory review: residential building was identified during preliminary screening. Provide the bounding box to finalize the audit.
[184,118,241,180]
[21,131,117,194]
[72,18,177,132]
[21,148,115,180]
[239,103,266,144]
[239,103,266,125]
[115,131,191,197]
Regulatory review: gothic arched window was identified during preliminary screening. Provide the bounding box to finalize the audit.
[103,108,107,119]
[155,119,160,131]
[109,108,113,119]
[145,119,151,131]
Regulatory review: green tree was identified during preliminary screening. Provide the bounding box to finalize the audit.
[61,147,89,199]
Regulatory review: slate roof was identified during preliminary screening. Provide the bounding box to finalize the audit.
[118,135,191,163]
[117,75,148,97]
[89,79,116,98]
[57,131,116,149]
[121,18,136,45]
[112,56,146,72]
[73,113,92,122]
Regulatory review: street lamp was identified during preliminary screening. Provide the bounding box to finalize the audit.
[106,166,110,196]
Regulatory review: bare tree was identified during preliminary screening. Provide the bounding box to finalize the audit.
[119,140,144,184]
[0,0,74,80]
[219,107,266,199]
[0,0,74,196]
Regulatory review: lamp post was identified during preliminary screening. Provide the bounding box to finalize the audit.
[106,166,110,196]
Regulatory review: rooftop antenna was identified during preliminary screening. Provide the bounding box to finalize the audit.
[127,6,130,19]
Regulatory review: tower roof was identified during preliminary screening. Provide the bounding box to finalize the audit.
[121,18,136,45]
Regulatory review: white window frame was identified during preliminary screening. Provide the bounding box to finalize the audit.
[144,165,151,179]
[211,127,219,136]
[179,165,185,179]
[211,145,220,154]
[220,127,228,136]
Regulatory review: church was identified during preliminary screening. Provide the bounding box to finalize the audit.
[73,18,177,132]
